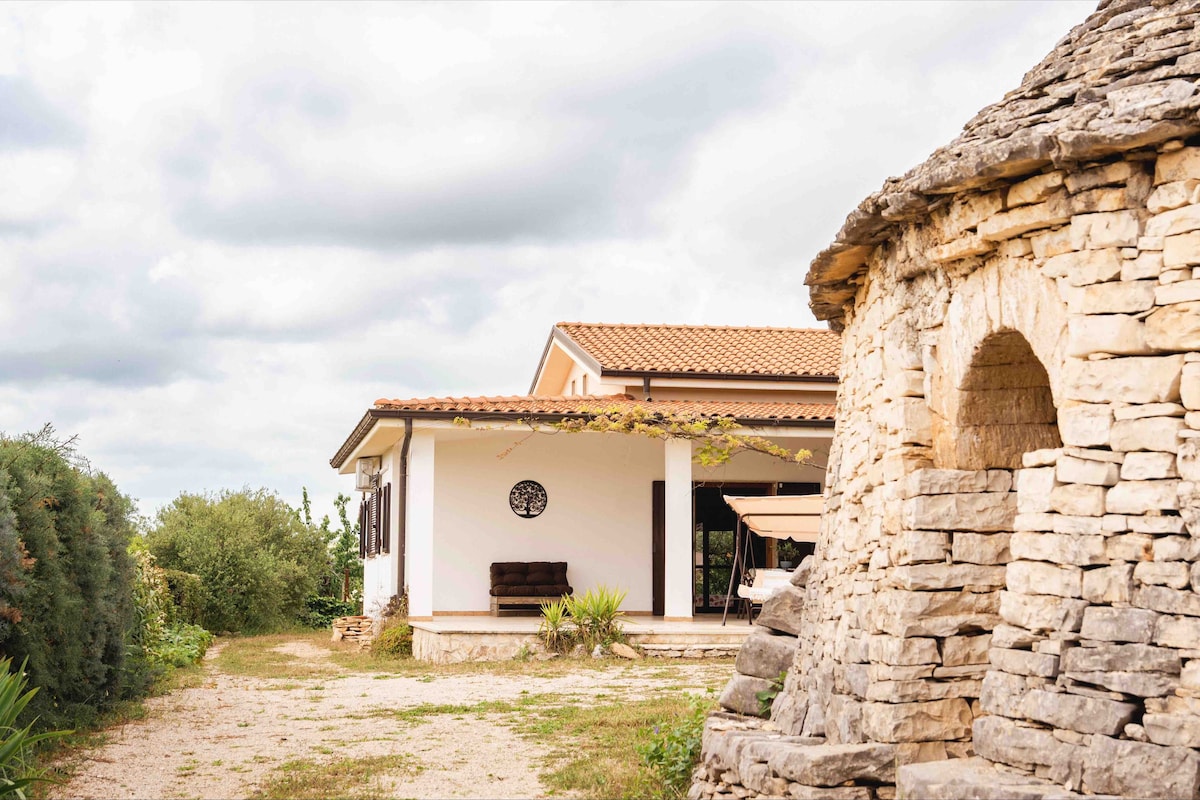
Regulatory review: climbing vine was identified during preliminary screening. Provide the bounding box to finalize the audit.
[454,406,812,467]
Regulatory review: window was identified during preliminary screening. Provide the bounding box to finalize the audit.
[358,483,391,558]
[582,374,588,394]
[570,379,577,395]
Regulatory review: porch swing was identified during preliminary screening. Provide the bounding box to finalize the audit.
[719,494,823,625]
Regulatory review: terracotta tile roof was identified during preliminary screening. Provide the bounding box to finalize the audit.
[371,394,837,422]
[555,323,840,379]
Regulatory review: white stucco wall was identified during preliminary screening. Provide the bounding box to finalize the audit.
[361,455,400,616]
[427,429,829,614]
[362,551,398,616]
[432,431,661,612]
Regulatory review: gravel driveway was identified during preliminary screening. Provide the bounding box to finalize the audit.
[48,637,731,800]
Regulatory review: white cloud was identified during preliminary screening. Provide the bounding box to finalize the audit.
[0,0,1095,518]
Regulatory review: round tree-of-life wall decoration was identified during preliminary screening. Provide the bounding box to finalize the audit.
[509,480,548,518]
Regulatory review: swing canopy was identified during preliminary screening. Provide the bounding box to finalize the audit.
[722,494,823,542]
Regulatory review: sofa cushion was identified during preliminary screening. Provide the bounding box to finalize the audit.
[489,561,571,597]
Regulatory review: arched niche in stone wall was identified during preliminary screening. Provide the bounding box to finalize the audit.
[928,258,1068,470]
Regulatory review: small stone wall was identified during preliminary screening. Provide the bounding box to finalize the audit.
[331,615,374,649]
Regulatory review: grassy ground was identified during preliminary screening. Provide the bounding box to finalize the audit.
[250,754,423,800]
[516,693,712,799]
[46,629,728,800]
[219,629,726,799]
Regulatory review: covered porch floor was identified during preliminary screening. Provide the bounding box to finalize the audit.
[411,614,752,664]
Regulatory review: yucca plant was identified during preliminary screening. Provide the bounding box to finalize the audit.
[563,586,627,652]
[537,597,576,653]
[0,658,70,799]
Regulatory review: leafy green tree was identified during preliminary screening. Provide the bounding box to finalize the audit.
[146,488,329,633]
[329,492,361,603]
[301,488,361,603]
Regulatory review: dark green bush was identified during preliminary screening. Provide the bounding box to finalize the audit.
[0,432,140,731]
[299,596,360,629]
[159,569,205,626]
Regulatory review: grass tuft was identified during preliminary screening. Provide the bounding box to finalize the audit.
[251,753,420,800]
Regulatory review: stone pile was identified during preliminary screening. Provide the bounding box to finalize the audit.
[715,559,809,717]
[696,560,908,799]
[691,715,898,800]
[693,2,1200,797]
[331,615,374,648]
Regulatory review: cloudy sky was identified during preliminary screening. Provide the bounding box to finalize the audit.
[0,0,1095,522]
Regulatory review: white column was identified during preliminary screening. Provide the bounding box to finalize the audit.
[406,430,436,619]
[663,438,694,620]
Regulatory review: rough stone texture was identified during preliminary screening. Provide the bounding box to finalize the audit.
[768,742,897,787]
[898,757,1085,800]
[1109,417,1186,453]
[1080,606,1158,644]
[1083,735,1200,799]
[860,699,972,743]
[718,674,774,718]
[972,715,1077,773]
[696,5,1200,798]
[755,585,806,637]
[1000,591,1087,633]
[736,628,798,680]
[1020,689,1137,736]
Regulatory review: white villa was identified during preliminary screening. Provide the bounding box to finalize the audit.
[330,322,839,621]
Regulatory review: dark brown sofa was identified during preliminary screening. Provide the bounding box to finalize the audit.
[489,562,572,615]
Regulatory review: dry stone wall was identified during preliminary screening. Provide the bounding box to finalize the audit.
[696,140,1200,799]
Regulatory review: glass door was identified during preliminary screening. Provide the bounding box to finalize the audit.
[693,485,769,614]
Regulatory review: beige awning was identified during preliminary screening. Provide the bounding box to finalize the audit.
[723,494,824,542]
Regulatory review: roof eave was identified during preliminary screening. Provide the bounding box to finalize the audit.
[330,406,837,468]
[601,369,839,383]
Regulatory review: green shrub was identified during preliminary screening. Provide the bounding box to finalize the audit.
[563,585,627,652]
[0,657,70,799]
[159,569,205,626]
[146,489,329,634]
[537,598,576,653]
[371,621,412,659]
[756,671,787,717]
[0,432,140,731]
[638,692,713,796]
[299,596,360,629]
[151,624,214,668]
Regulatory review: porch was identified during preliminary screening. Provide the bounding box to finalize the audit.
[411,614,753,664]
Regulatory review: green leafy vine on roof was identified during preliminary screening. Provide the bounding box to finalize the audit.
[454,407,812,467]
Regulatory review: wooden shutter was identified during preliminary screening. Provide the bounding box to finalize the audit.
[358,499,368,559]
[381,483,391,554]
[368,491,380,556]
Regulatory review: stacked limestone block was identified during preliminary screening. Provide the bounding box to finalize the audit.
[803,141,1200,799]
[693,0,1200,793]
[690,715,898,800]
[805,141,1200,798]
[716,560,808,718]
[951,145,1200,796]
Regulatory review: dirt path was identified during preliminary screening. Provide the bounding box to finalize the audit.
[49,638,731,800]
